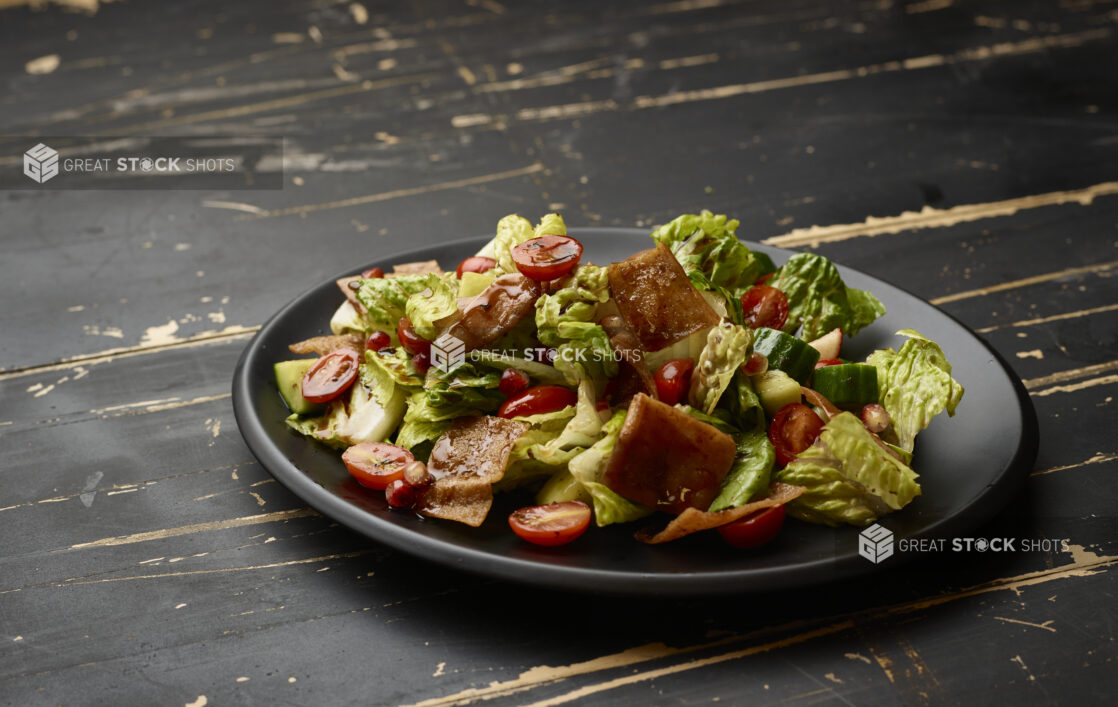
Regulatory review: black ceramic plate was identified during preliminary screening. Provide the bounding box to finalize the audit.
[232,229,1037,595]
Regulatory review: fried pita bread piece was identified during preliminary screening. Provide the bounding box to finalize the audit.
[602,393,736,514]
[415,415,530,527]
[441,273,543,351]
[336,276,365,313]
[607,243,720,352]
[635,482,805,544]
[288,334,363,356]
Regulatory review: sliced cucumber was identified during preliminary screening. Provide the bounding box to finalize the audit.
[751,369,802,417]
[274,359,324,416]
[751,327,820,384]
[811,364,879,407]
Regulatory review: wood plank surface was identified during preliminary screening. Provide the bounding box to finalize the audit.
[1,0,1116,705]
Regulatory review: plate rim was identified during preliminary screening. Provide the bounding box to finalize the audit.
[231,228,1038,595]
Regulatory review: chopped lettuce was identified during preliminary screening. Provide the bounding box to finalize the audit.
[467,350,567,385]
[688,321,753,414]
[402,362,503,424]
[650,211,772,298]
[361,348,423,406]
[709,428,776,511]
[404,273,459,340]
[395,418,451,453]
[770,253,885,341]
[355,274,440,339]
[498,406,580,488]
[539,410,652,526]
[286,382,405,449]
[535,264,610,347]
[727,370,765,430]
[329,301,366,336]
[458,270,495,299]
[866,329,964,452]
[552,321,617,389]
[775,412,921,526]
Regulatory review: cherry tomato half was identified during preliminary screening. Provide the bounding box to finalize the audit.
[342,442,415,490]
[718,504,786,549]
[498,368,530,397]
[654,359,695,406]
[511,235,583,281]
[509,501,592,546]
[741,285,790,331]
[455,256,497,278]
[301,349,360,403]
[498,385,577,418]
[397,317,430,356]
[769,403,826,466]
[814,358,843,369]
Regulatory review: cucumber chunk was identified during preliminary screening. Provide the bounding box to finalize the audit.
[274,359,325,415]
[811,364,879,407]
[752,369,802,417]
[751,327,820,384]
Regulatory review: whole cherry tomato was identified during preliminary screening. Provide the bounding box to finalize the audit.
[654,359,695,406]
[718,504,786,549]
[511,235,583,281]
[397,317,430,356]
[498,385,577,418]
[509,501,592,546]
[365,331,391,352]
[301,349,360,403]
[741,285,790,331]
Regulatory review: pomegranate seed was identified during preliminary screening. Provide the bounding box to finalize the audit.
[402,461,431,488]
[361,267,384,279]
[385,479,415,508]
[365,331,391,352]
[412,351,430,375]
[499,368,530,396]
[860,403,890,434]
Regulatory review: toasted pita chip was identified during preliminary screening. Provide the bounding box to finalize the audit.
[336,276,365,313]
[608,243,720,352]
[416,415,530,527]
[635,482,805,544]
[288,334,363,356]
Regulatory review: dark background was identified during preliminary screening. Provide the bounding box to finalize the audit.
[1,1,1116,705]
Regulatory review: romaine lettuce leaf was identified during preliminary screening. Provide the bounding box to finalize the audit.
[775,412,921,526]
[709,428,775,511]
[467,350,567,386]
[650,211,773,298]
[354,274,438,338]
[552,321,618,389]
[361,348,423,406]
[866,329,964,452]
[535,264,610,347]
[770,253,885,341]
[329,301,366,336]
[402,362,503,423]
[285,382,405,449]
[404,273,459,340]
[688,321,752,414]
[395,418,451,453]
[727,370,765,430]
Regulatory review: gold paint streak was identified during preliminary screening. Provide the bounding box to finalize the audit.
[516,100,619,121]
[406,548,1116,707]
[906,0,954,14]
[976,303,1118,333]
[115,72,439,133]
[867,647,896,683]
[1031,373,1118,397]
[658,53,720,70]
[55,551,365,587]
[992,616,1057,633]
[514,623,857,707]
[0,326,258,381]
[245,163,543,219]
[67,508,317,549]
[100,393,230,418]
[632,30,1111,111]
[765,182,1118,248]
[1032,451,1117,476]
[1022,359,1118,389]
[930,261,1118,305]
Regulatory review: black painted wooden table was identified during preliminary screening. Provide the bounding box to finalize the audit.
[2,1,1116,705]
